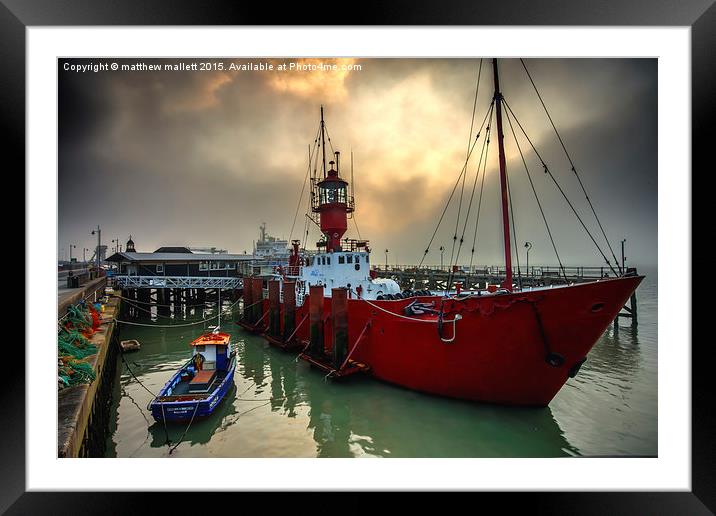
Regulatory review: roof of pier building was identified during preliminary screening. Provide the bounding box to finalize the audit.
[106,251,256,263]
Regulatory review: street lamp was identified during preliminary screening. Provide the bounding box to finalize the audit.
[68,244,76,269]
[385,249,389,271]
[524,241,532,278]
[439,246,445,269]
[83,248,89,264]
[621,239,627,273]
[90,225,101,271]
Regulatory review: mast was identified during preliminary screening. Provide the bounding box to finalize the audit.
[320,105,327,179]
[492,58,513,290]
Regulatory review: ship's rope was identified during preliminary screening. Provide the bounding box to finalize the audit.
[351,288,459,324]
[502,98,619,277]
[417,99,495,269]
[168,402,199,455]
[447,102,494,293]
[119,350,172,447]
[468,111,492,272]
[504,105,569,283]
[115,298,242,327]
[505,147,523,289]
[289,125,321,243]
[445,64,487,277]
[519,59,622,274]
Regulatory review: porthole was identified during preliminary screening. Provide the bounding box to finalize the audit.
[591,302,605,312]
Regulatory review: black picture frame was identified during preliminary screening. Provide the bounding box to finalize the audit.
[4,1,711,513]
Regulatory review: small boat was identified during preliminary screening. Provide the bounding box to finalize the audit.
[120,339,141,352]
[149,331,236,423]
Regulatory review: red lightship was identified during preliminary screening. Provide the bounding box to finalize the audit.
[238,59,643,406]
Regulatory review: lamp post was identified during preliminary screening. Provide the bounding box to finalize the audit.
[439,246,445,270]
[621,238,627,273]
[83,247,89,264]
[524,241,532,278]
[385,249,389,271]
[68,244,76,270]
[90,225,101,271]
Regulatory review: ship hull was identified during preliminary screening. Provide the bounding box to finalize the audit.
[241,275,643,407]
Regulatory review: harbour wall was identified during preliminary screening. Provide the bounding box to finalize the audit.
[57,286,121,458]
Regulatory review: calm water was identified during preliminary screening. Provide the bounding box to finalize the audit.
[105,270,657,458]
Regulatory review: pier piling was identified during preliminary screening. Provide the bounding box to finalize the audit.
[332,288,349,368]
[242,279,254,323]
[251,278,264,325]
[309,285,325,357]
[268,280,281,338]
[283,281,296,342]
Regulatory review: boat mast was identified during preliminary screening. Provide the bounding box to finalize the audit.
[492,58,513,290]
[320,105,327,179]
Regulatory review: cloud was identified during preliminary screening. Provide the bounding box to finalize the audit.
[58,58,657,267]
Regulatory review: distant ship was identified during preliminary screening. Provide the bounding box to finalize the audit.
[253,223,290,260]
[238,59,643,407]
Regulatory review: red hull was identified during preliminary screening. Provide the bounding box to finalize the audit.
[240,275,643,406]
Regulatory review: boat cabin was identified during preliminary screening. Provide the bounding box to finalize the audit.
[190,332,231,372]
[299,250,400,300]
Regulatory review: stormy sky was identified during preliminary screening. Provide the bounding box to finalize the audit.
[58,58,657,269]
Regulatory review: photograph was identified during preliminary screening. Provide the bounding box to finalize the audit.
[56,56,658,459]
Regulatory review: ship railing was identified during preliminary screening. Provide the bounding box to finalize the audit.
[370,265,627,280]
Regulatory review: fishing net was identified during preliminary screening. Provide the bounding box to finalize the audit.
[58,303,99,389]
[58,358,96,388]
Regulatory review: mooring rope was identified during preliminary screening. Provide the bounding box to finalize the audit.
[115,298,243,327]
[349,288,459,324]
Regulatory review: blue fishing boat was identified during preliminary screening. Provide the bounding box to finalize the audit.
[149,331,236,423]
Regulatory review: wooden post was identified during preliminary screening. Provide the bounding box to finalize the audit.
[283,281,296,342]
[309,285,325,357]
[251,278,264,325]
[242,278,254,323]
[332,288,349,368]
[268,280,281,338]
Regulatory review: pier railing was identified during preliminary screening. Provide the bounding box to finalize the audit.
[113,275,242,289]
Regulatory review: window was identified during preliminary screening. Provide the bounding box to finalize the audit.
[327,257,331,265]
[210,261,218,270]
[354,255,359,263]
[227,262,235,269]
[365,255,369,263]
[347,255,353,264]
[199,261,209,271]
[319,182,347,205]
[156,264,164,273]
[338,255,345,264]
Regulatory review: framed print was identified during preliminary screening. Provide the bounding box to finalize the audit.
[5,0,712,513]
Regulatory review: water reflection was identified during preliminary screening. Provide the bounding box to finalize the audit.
[107,279,657,458]
[231,334,578,458]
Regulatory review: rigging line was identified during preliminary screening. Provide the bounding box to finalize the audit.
[502,98,618,276]
[469,106,494,271]
[466,59,484,160]
[505,149,522,290]
[418,99,495,268]
[322,123,336,156]
[504,102,569,283]
[455,102,494,270]
[289,130,320,243]
[445,107,493,294]
[519,58,622,274]
[447,62,486,284]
